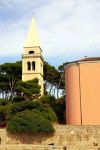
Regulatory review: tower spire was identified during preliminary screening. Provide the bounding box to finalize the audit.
[24,18,40,47]
[22,17,44,95]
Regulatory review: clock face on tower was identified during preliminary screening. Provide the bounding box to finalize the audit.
[29,50,34,54]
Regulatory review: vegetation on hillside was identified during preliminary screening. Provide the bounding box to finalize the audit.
[0,60,67,133]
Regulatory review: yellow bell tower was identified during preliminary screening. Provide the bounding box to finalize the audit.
[22,18,44,95]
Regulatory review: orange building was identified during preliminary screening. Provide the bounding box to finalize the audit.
[65,57,100,125]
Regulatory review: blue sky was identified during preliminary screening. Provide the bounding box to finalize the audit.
[0,0,100,67]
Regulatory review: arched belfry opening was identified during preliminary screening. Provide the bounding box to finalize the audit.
[27,62,31,71]
[32,61,35,70]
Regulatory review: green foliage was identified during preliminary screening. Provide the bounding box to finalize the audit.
[58,62,70,91]
[44,61,60,84]
[12,96,25,102]
[0,97,57,129]
[39,107,57,122]
[0,104,13,127]
[0,75,9,93]
[7,110,55,133]
[0,59,66,129]
[0,99,9,106]
[0,61,22,99]
[58,62,69,73]
[11,101,57,122]
[53,97,65,123]
[0,61,22,79]
[43,61,67,97]
[33,101,57,122]
[15,78,40,100]
[39,95,56,106]
[0,110,6,122]
[11,101,39,114]
[39,95,65,123]
[0,100,13,125]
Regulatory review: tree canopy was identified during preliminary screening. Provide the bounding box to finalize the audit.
[0,61,22,99]
[15,79,40,100]
[0,60,69,98]
[44,61,69,97]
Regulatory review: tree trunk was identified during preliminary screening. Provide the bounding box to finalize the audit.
[9,77,15,99]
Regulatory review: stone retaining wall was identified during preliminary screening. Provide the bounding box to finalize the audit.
[0,145,64,150]
[0,125,100,148]
[0,145,100,150]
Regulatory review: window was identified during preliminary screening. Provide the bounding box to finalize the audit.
[27,62,31,70]
[29,50,34,54]
[32,61,35,70]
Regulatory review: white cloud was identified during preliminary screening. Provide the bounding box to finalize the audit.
[0,0,100,65]
[37,0,100,60]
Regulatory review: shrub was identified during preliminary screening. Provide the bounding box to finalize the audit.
[35,105,57,122]
[0,110,5,122]
[0,103,14,127]
[11,101,57,122]
[7,110,55,133]
[11,101,40,114]
[0,99,9,106]
[39,95,56,106]
[13,96,24,102]
[0,110,9,127]
[39,95,65,123]
[52,97,65,123]
[40,108,57,122]
[15,79,41,100]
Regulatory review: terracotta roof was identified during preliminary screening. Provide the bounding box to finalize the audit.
[64,57,100,68]
[79,57,100,62]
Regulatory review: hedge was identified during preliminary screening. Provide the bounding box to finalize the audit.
[7,110,55,133]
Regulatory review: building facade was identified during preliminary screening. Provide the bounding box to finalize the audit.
[22,18,44,95]
[65,58,100,125]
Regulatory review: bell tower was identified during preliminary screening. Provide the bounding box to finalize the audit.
[22,18,44,95]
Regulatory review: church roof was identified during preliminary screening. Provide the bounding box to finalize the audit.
[79,57,100,61]
[65,57,100,68]
[24,18,40,47]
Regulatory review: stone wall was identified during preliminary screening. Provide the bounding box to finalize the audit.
[0,145,99,150]
[0,145,64,150]
[0,125,100,149]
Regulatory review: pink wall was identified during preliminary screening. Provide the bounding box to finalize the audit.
[65,61,100,125]
[65,64,81,125]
